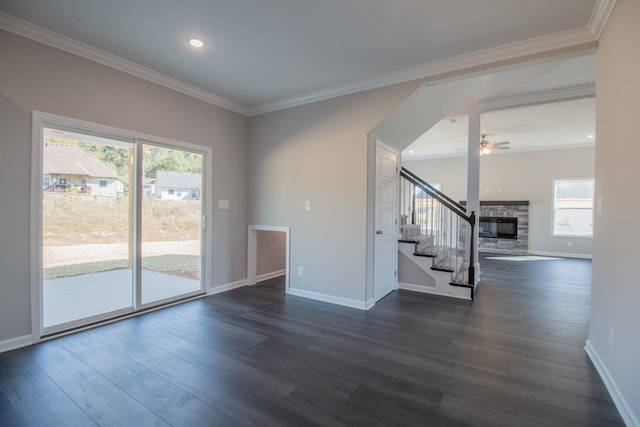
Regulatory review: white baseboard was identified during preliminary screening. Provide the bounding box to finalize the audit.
[207,279,246,296]
[286,287,370,310]
[527,250,592,259]
[398,282,472,300]
[256,269,286,283]
[398,282,436,292]
[0,334,32,353]
[585,340,639,427]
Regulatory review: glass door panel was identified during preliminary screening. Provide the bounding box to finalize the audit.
[140,144,203,305]
[42,128,134,330]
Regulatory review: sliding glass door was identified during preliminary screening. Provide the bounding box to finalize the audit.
[42,128,134,329]
[38,116,208,335]
[141,143,203,305]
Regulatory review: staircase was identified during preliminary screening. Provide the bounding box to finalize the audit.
[398,167,477,300]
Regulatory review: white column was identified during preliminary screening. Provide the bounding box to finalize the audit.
[466,102,481,284]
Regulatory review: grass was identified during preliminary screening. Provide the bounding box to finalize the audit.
[43,193,201,246]
[44,254,200,280]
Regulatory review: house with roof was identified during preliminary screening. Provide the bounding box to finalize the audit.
[42,143,124,196]
[154,171,201,200]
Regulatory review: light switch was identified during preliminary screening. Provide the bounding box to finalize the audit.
[218,199,229,210]
[597,197,603,215]
[305,200,311,211]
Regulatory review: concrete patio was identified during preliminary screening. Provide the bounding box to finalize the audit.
[43,269,201,328]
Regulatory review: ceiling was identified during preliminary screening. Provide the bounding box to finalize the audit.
[0,1,605,157]
[403,54,597,159]
[403,96,595,160]
[0,0,604,115]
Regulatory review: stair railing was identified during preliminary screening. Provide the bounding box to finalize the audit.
[400,167,476,286]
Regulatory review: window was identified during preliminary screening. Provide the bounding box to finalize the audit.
[553,179,594,237]
[168,189,175,195]
[99,180,107,187]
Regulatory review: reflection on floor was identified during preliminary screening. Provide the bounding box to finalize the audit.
[43,269,200,327]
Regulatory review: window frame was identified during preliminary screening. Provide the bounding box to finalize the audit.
[31,111,213,340]
[552,178,594,238]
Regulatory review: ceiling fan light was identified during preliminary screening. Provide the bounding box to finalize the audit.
[481,146,492,155]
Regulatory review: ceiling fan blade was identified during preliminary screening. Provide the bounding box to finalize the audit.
[492,145,510,150]
[490,141,510,146]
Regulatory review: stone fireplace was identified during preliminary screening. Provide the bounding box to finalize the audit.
[461,200,529,254]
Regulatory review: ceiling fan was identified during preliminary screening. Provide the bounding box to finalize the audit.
[480,134,510,155]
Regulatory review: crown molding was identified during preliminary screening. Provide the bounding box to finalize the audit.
[588,0,618,39]
[1,2,609,118]
[0,12,250,116]
[479,84,595,112]
[248,27,597,115]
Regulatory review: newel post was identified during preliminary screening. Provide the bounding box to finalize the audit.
[468,211,476,286]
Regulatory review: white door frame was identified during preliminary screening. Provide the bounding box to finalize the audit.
[247,225,290,290]
[30,111,212,341]
[365,134,399,308]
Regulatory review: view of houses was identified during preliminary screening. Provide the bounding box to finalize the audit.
[43,143,201,200]
[43,144,124,197]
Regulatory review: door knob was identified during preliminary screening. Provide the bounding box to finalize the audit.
[376,230,383,235]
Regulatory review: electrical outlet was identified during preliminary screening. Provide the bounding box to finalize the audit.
[608,326,614,349]
[298,266,304,277]
[567,241,573,247]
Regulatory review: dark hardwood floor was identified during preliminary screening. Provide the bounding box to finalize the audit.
[0,254,624,426]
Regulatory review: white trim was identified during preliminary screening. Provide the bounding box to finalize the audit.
[398,282,436,293]
[0,12,249,116]
[364,298,376,310]
[256,269,286,283]
[398,282,472,300]
[527,250,592,259]
[287,287,371,310]
[371,140,400,303]
[248,28,596,115]
[30,113,44,345]
[0,9,608,117]
[0,335,32,354]
[207,279,247,296]
[585,340,639,427]
[247,225,290,290]
[32,111,212,338]
[588,0,618,39]
[479,84,595,112]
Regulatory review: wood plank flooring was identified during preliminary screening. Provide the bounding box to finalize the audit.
[0,254,624,426]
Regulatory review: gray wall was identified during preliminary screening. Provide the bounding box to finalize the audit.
[248,80,421,303]
[256,230,286,277]
[404,146,595,257]
[589,0,640,422]
[0,30,249,343]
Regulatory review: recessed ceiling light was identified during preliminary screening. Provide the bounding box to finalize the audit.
[587,134,594,138]
[189,38,205,48]
[409,150,414,153]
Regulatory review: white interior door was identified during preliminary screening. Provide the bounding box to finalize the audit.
[374,141,398,302]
